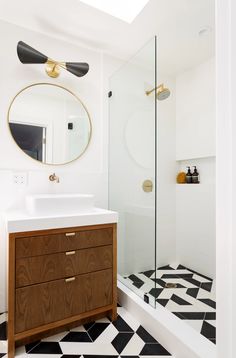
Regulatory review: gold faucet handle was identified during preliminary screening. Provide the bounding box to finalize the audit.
[49,173,59,183]
[49,173,55,181]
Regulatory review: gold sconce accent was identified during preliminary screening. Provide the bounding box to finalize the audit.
[17,41,89,79]
[45,59,62,78]
[45,60,70,78]
[142,179,153,193]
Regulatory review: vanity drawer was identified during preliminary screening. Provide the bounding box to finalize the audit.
[16,245,113,287]
[16,227,113,258]
[15,268,112,333]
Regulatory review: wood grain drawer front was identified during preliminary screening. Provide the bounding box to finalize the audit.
[15,228,113,259]
[16,245,113,288]
[15,268,112,333]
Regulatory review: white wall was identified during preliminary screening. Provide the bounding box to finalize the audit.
[176,58,215,161]
[0,20,121,312]
[157,59,215,279]
[0,21,105,174]
[216,0,234,356]
[156,76,177,267]
[174,59,216,279]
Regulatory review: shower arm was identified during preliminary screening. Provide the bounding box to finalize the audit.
[145,83,163,96]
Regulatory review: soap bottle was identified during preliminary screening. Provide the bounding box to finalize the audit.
[186,166,192,183]
[192,166,199,183]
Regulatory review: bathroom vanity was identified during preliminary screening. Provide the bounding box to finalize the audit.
[6,199,118,358]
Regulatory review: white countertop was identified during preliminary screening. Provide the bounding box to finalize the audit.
[5,207,118,233]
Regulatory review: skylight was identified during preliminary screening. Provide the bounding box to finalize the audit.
[80,0,150,23]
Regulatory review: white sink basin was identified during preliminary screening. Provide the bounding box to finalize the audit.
[25,194,95,216]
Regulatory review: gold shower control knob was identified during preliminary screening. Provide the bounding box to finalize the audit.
[142,180,153,192]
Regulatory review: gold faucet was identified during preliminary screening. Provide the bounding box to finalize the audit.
[49,173,60,183]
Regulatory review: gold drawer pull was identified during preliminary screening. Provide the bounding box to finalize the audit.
[65,232,76,237]
[65,277,75,283]
[66,251,75,256]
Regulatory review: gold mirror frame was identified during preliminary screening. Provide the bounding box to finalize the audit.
[7,83,92,166]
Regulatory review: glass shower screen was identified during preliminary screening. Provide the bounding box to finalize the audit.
[109,37,157,307]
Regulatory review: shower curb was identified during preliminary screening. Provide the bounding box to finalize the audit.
[117,279,216,358]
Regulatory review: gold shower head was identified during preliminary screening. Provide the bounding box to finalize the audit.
[146,83,170,100]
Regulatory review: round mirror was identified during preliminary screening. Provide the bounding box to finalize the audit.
[8,83,92,165]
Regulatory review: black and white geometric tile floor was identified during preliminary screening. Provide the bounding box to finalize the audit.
[124,264,216,345]
[0,305,172,357]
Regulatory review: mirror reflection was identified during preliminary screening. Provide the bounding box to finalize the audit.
[8,83,92,165]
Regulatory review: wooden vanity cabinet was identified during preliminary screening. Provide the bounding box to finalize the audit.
[8,223,117,358]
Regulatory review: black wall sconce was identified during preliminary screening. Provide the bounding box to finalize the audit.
[17,41,89,78]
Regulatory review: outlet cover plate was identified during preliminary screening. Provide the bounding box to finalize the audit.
[13,172,28,186]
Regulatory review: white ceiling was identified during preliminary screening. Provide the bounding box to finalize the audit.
[79,0,150,23]
[0,0,215,76]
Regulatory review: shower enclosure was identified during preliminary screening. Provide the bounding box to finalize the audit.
[109,36,216,348]
[109,37,158,307]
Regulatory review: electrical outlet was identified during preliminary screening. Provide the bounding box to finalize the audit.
[13,172,28,186]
